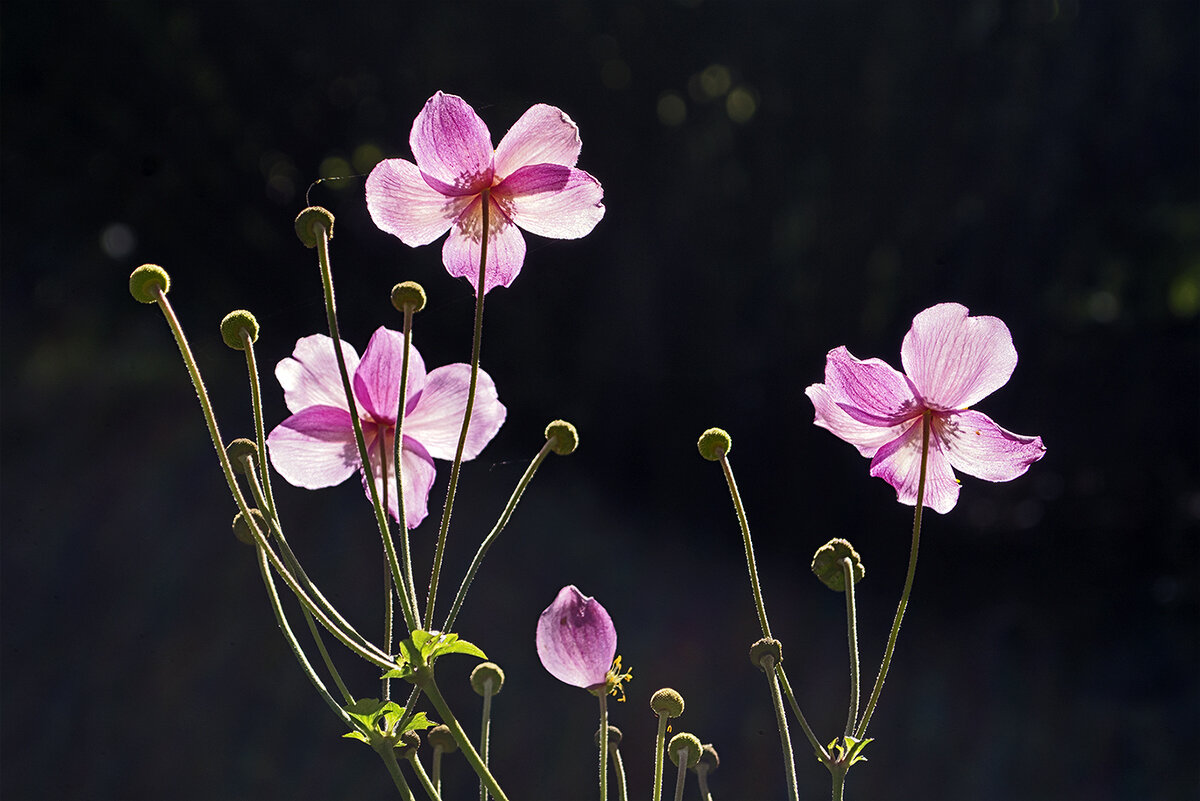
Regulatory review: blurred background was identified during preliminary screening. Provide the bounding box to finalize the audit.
[2,1,1197,799]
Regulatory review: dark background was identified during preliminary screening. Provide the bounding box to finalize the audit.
[3,1,1197,799]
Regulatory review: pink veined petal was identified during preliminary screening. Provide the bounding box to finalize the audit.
[366,158,473,246]
[442,196,527,294]
[936,409,1046,482]
[536,585,617,689]
[822,346,922,427]
[360,424,437,528]
[353,328,427,424]
[901,303,1018,410]
[410,92,495,196]
[805,383,907,458]
[869,419,962,514]
[276,335,360,415]
[493,103,583,177]
[494,165,605,239]
[267,406,360,489]
[405,363,506,461]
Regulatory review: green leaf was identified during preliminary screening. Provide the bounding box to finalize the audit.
[426,632,486,661]
[400,711,435,734]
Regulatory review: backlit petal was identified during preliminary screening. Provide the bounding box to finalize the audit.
[869,419,962,514]
[822,346,921,427]
[410,92,494,195]
[405,363,506,461]
[276,335,360,414]
[901,303,1017,410]
[267,406,359,489]
[442,197,527,294]
[536,585,617,690]
[936,410,1046,482]
[353,328,427,424]
[366,157,472,245]
[360,426,437,528]
[493,103,583,177]
[806,382,906,458]
[495,165,605,239]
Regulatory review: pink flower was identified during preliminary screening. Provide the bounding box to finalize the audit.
[366,91,605,295]
[536,585,616,690]
[266,327,506,529]
[805,303,1046,513]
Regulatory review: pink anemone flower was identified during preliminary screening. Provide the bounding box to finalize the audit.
[366,91,605,295]
[805,302,1046,514]
[536,585,617,691]
[266,327,506,529]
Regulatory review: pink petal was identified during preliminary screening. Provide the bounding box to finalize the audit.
[276,335,360,415]
[366,158,473,246]
[494,165,605,239]
[360,424,437,528]
[822,346,921,427]
[353,328,427,424]
[493,103,583,177]
[442,196,527,294]
[901,303,1017,410]
[869,419,962,514]
[536,585,616,690]
[404,364,506,461]
[806,383,906,458]
[410,92,494,196]
[937,410,1046,482]
[267,406,359,489]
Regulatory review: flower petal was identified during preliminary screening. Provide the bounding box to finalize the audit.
[900,303,1017,410]
[442,196,527,294]
[536,585,616,690]
[410,91,494,196]
[822,346,921,427]
[353,328,427,424]
[868,419,963,514]
[366,157,472,246]
[806,382,906,458]
[276,334,360,415]
[493,103,583,177]
[267,406,359,489]
[495,165,605,239]
[405,363,506,461]
[937,410,1046,482]
[360,424,437,528]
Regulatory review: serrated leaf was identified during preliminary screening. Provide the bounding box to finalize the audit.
[427,633,486,661]
[342,730,371,743]
[400,711,435,734]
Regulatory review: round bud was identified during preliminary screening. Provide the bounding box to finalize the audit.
[668,732,703,768]
[427,724,457,754]
[693,743,719,774]
[748,637,783,672]
[225,438,259,474]
[219,310,260,350]
[595,724,622,749]
[129,264,171,304]
[811,538,865,592]
[544,420,578,455]
[294,206,335,248]
[650,688,685,719]
[391,281,427,313]
[232,508,269,546]
[396,730,421,759]
[697,428,731,461]
[470,662,505,696]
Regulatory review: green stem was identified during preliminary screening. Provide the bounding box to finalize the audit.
[405,752,441,801]
[420,670,510,801]
[392,304,422,629]
[763,657,799,801]
[777,666,830,762]
[478,680,494,801]
[652,712,669,801]
[432,747,444,799]
[379,434,395,700]
[831,766,847,801]
[441,439,554,632]
[854,410,931,741]
[695,765,713,801]
[672,749,689,801]
[378,744,418,801]
[426,189,490,628]
[718,455,772,639]
[241,334,278,519]
[610,742,628,801]
[598,692,609,801]
[842,557,861,737]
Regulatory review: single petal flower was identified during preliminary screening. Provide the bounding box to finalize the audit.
[536,585,617,691]
[367,91,605,295]
[267,327,506,528]
[805,303,1046,513]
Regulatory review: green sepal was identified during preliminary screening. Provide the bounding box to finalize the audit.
[825,735,873,766]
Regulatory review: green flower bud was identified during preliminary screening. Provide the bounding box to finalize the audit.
[219,310,260,350]
[129,264,170,304]
[693,743,719,774]
[650,687,685,719]
[595,724,622,749]
[749,637,782,672]
[396,730,421,759]
[427,724,457,754]
[668,732,703,768]
[697,427,731,461]
[544,420,579,455]
[294,206,334,248]
[470,661,505,696]
[225,438,259,474]
[232,508,269,546]
[811,538,865,592]
[391,281,427,313]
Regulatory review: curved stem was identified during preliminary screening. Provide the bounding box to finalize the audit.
[718,455,772,639]
[378,744,417,801]
[610,743,628,801]
[426,190,490,628]
[763,657,799,801]
[598,692,609,801]
[777,666,830,762]
[842,557,861,737]
[405,752,441,801]
[420,670,510,801]
[854,410,931,740]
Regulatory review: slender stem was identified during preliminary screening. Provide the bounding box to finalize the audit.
[610,742,628,801]
[393,304,421,628]
[652,713,669,801]
[672,750,689,801]
[842,557,861,737]
[831,768,847,801]
[378,744,418,801]
[441,440,554,632]
[241,334,277,519]
[432,747,444,799]
[854,410,931,740]
[775,666,828,761]
[718,455,772,639]
[380,434,394,700]
[297,597,355,705]
[598,692,609,801]
[763,657,799,801]
[695,765,713,801]
[420,671,510,801]
[426,189,490,628]
[405,752,441,801]
[479,680,494,801]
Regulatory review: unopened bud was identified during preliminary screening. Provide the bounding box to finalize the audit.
[396,730,420,759]
[427,724,457,753]
[220,310,260,350]
[595,724,623,749]
[544,420,578,455]
[693,743,719,774]
[697,428,731,461]
[811,538,865,592]
[294,206,334,248]
[391,281,427,314]
[470,662,505,696]
[225,438,259,474]
[129,264,170,304]
[668,732,703,768]
[232,508,269,546]
[650,688,685,719]
[749,637,782,671]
